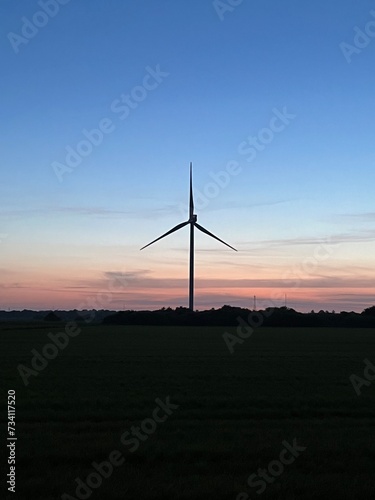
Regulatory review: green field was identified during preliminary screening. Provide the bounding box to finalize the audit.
[1,324,375,499]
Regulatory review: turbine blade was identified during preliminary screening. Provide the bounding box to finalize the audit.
[194,222,237,251]
[140,221,189,250]
[189,162,194,218]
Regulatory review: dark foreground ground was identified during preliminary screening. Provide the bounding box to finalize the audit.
[1,324,375,499]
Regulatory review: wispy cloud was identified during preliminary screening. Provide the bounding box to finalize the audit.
[0,283,26,289]
[50,272,375,291]
[0,206,128,218]
[240,230,375,249]
[339,212,375,222]
[193,198,294,213]
[0,204,179,220]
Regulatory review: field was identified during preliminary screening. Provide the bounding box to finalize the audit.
[1,324,375,499]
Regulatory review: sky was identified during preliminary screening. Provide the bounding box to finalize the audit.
[0,0,374,312]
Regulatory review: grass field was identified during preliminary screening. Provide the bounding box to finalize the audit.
[1,324,375,499]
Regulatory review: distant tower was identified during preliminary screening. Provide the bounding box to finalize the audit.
[253,295,257,311]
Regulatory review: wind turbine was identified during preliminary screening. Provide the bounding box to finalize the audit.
[140,163,237,311]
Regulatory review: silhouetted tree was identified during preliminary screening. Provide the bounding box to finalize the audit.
[43,311,61,322]
[362,306,375,317]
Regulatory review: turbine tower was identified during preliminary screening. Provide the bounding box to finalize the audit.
[140,162,237,310]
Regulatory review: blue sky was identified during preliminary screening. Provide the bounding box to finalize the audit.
[0,0,374,311]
